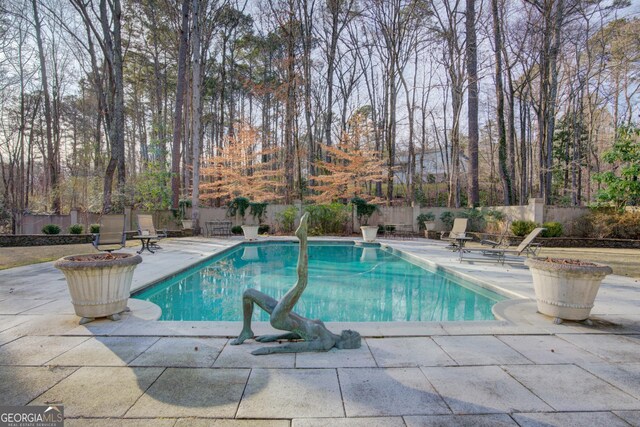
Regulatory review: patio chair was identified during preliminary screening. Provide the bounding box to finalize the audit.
[460,227,546,264]
[441,218,468,249]
[92,214,126,253]
[137,214,167,248]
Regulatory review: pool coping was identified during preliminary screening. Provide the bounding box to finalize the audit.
[4,235,636,339]
[110,236,640,338]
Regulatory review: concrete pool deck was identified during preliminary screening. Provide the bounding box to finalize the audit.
[0,236,639,426]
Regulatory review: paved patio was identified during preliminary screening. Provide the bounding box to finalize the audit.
[0,236,639,426]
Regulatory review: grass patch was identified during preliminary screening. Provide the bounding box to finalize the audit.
[0,241,140,270]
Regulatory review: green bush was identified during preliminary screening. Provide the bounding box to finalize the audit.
[459,208,486,232]
[439,211,456,229]
[305,203,351,236]
[89,224,100,233]
[258,224,270,234]
[511,220,537,237]
[69,224,84,234]
[440,208,491,232]
[609,211,640,239]
[42,224,61,235]
[231,225,243,235]
[416,212,435,231]
[276,206,298,233]
[575,210,640,239]
[541,222,563,237]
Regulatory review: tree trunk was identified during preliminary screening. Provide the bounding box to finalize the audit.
[171,0,190,210]
[466,0,479,207]
[491,0,512,205]
[284,0,296,203]
[191,0,202,233]
[544,0,564,205]
[32,0,60,213]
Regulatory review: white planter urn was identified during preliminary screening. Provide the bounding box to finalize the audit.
[525,257,612,324]
[360,225,379,243]
[425,221,436,231]
[181,220,193,229]
[241,225,260,241]
[55,253,142,324]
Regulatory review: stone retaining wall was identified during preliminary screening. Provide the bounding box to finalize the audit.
[0,229,193,247]
[468,232,640,249]
[0,234,94,247]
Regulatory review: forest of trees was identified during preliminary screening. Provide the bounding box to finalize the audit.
[0,0,638,232]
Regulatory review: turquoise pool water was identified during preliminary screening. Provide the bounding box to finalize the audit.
[133,242,505,322]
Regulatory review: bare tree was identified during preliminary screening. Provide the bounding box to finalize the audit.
[466,0,479,206]
[31,0,60,213]
[171,0,190,210]
[491,0,512,204]
[69,0,126,213]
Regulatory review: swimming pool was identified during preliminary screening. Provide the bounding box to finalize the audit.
[133,241,505,322]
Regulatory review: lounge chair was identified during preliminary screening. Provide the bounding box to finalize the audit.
[460,227,546,264]
[480,220,512,248]
[92,214,126,253]
[441,218,468,249]
[137,214,167,248]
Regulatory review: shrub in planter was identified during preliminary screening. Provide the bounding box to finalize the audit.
[417,212,436,231]
[351,197,378,226]
[352,197,379,242]
[69,224,84,234]
[231,225,243,235]
[42,224,61,235]
[541,222,563,237]
[90,224,100,234]
[511,220,537,237]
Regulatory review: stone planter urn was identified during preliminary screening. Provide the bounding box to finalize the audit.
[181,220,193,229]
[54,253,142,324]
[525,257,612,324]
[241,225,260,241]
[360,225,379,243]
[424,221,436,231]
